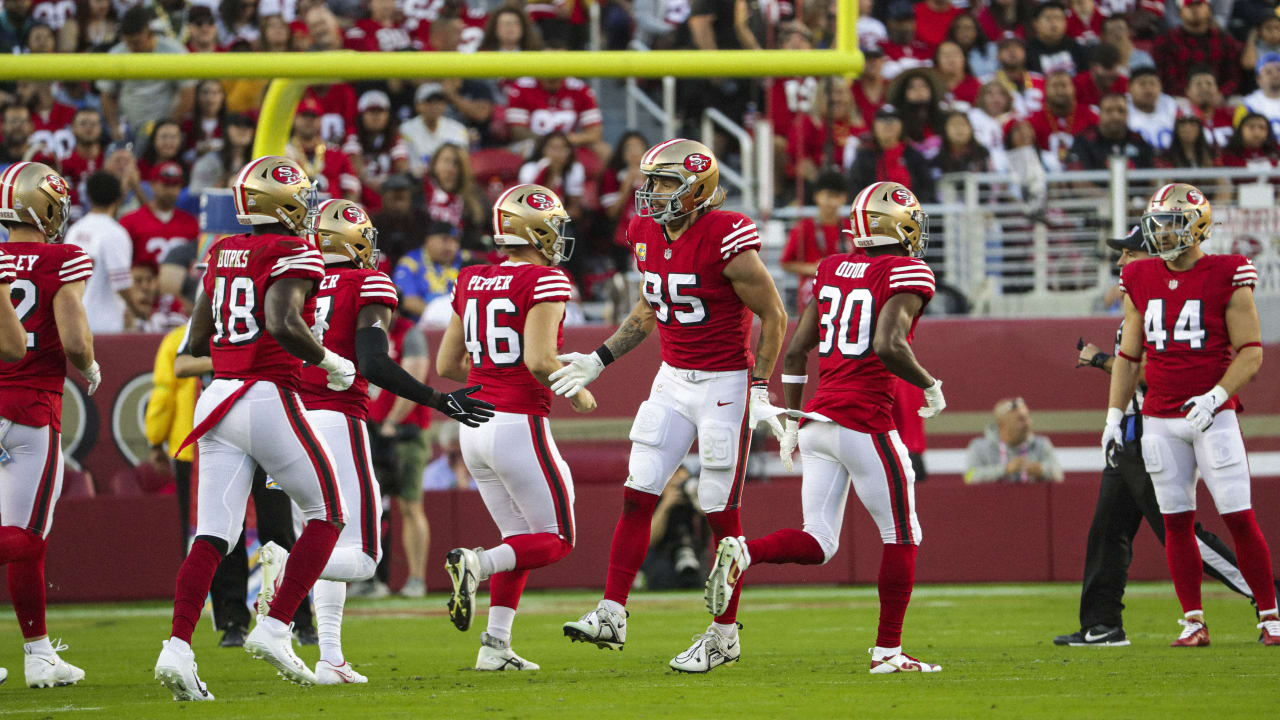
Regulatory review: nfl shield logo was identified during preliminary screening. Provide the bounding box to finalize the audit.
[636,243,647,261]
[664,248,672,259]
[1169,280,1179,290]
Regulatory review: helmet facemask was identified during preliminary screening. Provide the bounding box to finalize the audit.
[635,171,695,225]
[531,214,574,264]
[1140,210,1199,261]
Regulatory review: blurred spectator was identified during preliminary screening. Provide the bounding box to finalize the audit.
[994,37,1046,116]
[189,112,255,192]
[1027,2,1084,75]
[628,0,687,49]
[933,110,992,173]
[421,422,473,490]
[779,170,851,312]
[130,261,187,333]
[219,0,261,46]
[789,79,864,186]
[916,0,963,49]
[302,81,358,145]
[530,0,589,50]
[847,105,936,201]
[0,0,34,54]
[853,47,889,128]
[135,119,185,181]
[144,323,199,552]
[479,3,542,52]
[62,0,118,52]
[1126,67,1176,152]
[968,81,1015,162]
[181,79,227,163]
[399,82,470,177]
[947,13,997,78]
[287,96,361,201]
[61,107,107,208]
[886,67,945,158]
[1028,70,1096,171]
[1242,12,1280,79]
[30,0,75,51]
[423,142,485,245]
[96,5,194,142]
[18,80,75,159]
[599,130,648,264]
[518,131,585,219]
[185,4,219,52]
[440,78,497,147]
[23,20,55,52]
[503,75,603,149]
[963,397,1064,484]
[1179,66,1234,147]
[120,161,199,268]
[345,90,409,212]
[103,142,144,211]
[1064,0,1102,45]
[1240,52,1280,141]
[371,172,430,267]
[857,0,886,50]
[1065,93,1154,169]
[301,3,341,51]
[879,0,932,79]
[1219,111,1280,172]
[258,12,292,51]
[768,24,818,146]
[345,0,412,52]
[1004,119,1048,202]
[0,104,58,170]
[640,465,711,591]
[1073,43,1126,109]
[935,40,980,109]
[1159,115,1217,168]
[975,0,1028,42]
[1100,15,1152,72]
[394,220,466,322]
[65,170,134,334]
[1152,0,1241,98]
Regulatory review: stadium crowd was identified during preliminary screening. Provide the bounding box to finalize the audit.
[2,0,1280,325]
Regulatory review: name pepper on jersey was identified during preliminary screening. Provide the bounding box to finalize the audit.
[0,242,94,431]
[804,253,935,434]
[1119,253,1256,418]
[452,261,572,416]
[627,209,761,372]
[298,268,399,419]
[202,234,325,392]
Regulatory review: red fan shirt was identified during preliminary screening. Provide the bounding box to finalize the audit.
[119,205,200,269]
[503,77,603,135]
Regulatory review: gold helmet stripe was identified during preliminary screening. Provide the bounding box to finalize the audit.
[233,155,272,217]
[641,137,686,165]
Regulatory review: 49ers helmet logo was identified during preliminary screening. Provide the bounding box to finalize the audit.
[271,165,304,184]
[1186,188,1205,205]
[683,153,712,173]
[341,205,366,223]
[891,187,915,206]
[526,192,556,210]
[45,174,68,195]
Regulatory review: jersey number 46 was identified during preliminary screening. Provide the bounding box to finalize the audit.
[463,297,522,367]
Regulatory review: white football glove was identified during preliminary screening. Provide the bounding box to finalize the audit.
[1181,385,1228,433]
[779,418,799,473]
[1101,407,1124,468]
[318,349,356,391]
[749,383,787,441]
[918,379,945,418]
[549,351,605,397]
[79,361,101,396]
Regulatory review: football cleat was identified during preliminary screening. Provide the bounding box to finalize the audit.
[316,660,368,684]
[1053,624,1130,647]
[869,648,941,674]
[1171,617,1210,647]
[154,639,213,701]
[476,633,540,671]
[256,541,289,618]
[445,548,481,631]
[245,618,317,685]
[0,666,6,685]
[669,624,741,673]
[563,603,627,651]
[1258,615,1280,646]
[25,640,85,688]
[706,536,750,616]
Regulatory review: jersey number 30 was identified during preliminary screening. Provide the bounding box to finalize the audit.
[1143,298,1205,351]
[817,286,874,358]
[463,297,521,367]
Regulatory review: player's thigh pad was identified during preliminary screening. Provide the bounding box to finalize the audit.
[796,423,851,561]
[1140,417,1199,514]
[243,386,346,525]
[0,420,63,538]
[626,399,696,496]
[193,434,257,545]
[1194,411,1252,515]
[695,416,750,513]
[844,428,921,545]
[307,409,382,561]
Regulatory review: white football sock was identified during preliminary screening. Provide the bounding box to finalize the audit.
[321,547,377,584]
[712,622,738,638]
[480,544,515,579]
[314,579,346,666]
[873,645,902,660]
[166,637,192,655]
[24,637,53,657]
[261,615,290,634]
[487,606,516,643]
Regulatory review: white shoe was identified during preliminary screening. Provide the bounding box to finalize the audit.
[398,576,427,599]
[669,625,740,673]
[25,640,85,688]
[245,618,317,685]
[868,648,941,674]
[154,639,213,701]
[563,602,627,650]
[475,633,540,671]
[315,660,368,684]
[256,542,289,618]
[444,548,480,631]
[0,666,6,685]
[706,536,750,616]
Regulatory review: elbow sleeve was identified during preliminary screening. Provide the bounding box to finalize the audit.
[355,327,439,408]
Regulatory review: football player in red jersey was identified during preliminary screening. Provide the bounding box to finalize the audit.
[553,139,789,673]
[0,162,96,689]
[153,157,361,700]
[704,182,946,674]
[1106,183,1279,647]
[283,199,493,684]
[435,184,593,671]
[0,253,26,362]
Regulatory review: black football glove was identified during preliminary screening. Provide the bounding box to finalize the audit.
[431,385,496,427]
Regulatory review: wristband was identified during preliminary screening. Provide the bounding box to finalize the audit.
[594,344,615,367]
[780,374,808,384]
[1116,349,1141,363]
[1089,352,1111,368]
[750,376,768,388]
[1236,341,1262,352]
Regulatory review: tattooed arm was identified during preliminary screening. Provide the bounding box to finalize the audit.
[603,299,657,359]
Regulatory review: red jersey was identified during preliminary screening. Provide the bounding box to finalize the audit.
[780,217,855,311]
[768,77,819,140]
[423,179,465,227]
[202,234,324,391]
[344,18,413,52]
[1074,72,1128,110]
[452,261,573,417]
[1181,104,1235,147]
[31,0,75,30]
[303,85,359,144]
[366,315,432,428]
[119,205,200,268]
[914,3,963,49]
[804,253,935,433]
[1119,253,1257,417]
[28,103,76,160]
[627,209,761,372]
[289,142,361,201]
[1028,103,1098,163]
[0,242,93,431]
[503,78,603,135]
[299,267,398,419]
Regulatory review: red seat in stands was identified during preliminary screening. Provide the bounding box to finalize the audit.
[469,148,525,203]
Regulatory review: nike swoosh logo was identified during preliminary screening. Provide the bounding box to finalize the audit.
[732,219,745,228]
[717,401,732,406]
[1084,631,1111,642]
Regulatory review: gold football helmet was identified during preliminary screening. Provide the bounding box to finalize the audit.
[0,161,72,240]
[232,155,315,232]
[634,138,725,224]
[311,199,379,268]
[492,183,574,264]
[1141,183,1211,261]
[843,182,929,257]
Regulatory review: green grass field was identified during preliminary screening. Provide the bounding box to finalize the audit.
[0,583,1275,719]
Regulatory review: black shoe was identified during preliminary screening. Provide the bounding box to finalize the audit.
[219,625,248,648]
[294,625,319,647]
[1054,624,1129,647]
